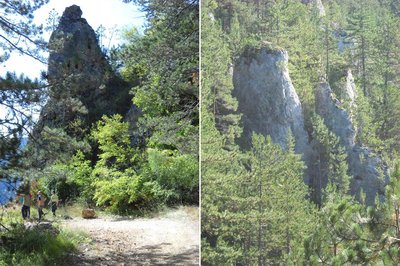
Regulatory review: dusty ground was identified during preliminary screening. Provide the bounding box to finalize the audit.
[61,206,199,265]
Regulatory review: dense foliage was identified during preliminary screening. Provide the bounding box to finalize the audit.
[33,0,199,213]
[1,0,198,213]
[202,0,400,264]
[0,1,198,265]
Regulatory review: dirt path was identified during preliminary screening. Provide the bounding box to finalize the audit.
[62,206,199,265]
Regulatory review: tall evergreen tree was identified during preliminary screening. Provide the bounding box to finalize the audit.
[0,0,49,188]
[120,0,199,156]
[345,0,377,97]
[201,1,246,264]
[310,115,351,204]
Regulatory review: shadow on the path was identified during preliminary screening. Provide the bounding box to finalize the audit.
[66,243,199,265]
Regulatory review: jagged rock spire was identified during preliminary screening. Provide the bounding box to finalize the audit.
[35,5,131,134]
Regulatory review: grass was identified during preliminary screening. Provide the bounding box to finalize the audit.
[157,205,199,220]
[0,205,89,266]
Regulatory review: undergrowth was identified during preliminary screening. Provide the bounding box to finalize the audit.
[0,206,88,266]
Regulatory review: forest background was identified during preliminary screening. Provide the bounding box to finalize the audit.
[201,0,400,265]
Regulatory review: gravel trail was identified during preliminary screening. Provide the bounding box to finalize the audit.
[62,206,199,265]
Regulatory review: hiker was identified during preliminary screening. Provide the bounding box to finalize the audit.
[15,193,31,219]
[37,191,46,221]
[49,191,59,217]
[22,193,32,219]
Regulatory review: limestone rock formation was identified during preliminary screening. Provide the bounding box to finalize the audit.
[232,43,388,205]
[344,69,356,106]
[48,5,108,86]
[233,45,309,155]
[36,5,131,134]
[315,82,388,205]
[348,146,388,204]
[315,82,355,148]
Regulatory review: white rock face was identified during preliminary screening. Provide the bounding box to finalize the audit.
[232,44,388,205]
[344,69,357,106]
[315,82,388,205]
[316,82,356,148]
[315,0,325,17]
[233,46,308,155]
[348,146,388,205]
[302,0,325,16]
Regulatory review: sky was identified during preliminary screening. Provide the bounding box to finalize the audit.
[1,0,146,79]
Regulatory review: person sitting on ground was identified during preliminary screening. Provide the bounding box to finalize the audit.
[37,191,46,221]
[49,191,59,217]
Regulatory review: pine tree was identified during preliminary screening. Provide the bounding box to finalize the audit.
[311,115,351,204]
[240,133,316,264]
[0,0,48,64]
[201,1,245,263]
[345,0,377,97]
[120,0,199,156]
[0,1,49,182]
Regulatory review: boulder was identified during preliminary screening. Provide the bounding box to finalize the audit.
[82,208,96,219]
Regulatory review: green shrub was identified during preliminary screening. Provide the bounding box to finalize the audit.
[65,150,95,204]
[93,173,169,213]
[147,148,199,204]
[0,224,83,266]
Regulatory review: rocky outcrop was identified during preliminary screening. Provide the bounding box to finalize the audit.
[315,82,388,205]
[233,45,309,155]
[36,5,132,134]
[47,5,107,83]
[315,82,355,148]
[344,69,356,106]
[348,146,388,204]
[232,43,388,205]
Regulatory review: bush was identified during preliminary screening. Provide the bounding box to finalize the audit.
[0,224,82,265]
[93,173,169,213]
[147,148,199,204]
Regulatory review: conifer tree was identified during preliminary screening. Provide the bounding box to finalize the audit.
[120,0,199,156]
[0,0,49,177]
[345,0,376,97]
[310,115,351,203]
[201,1,245,263]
